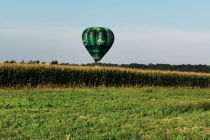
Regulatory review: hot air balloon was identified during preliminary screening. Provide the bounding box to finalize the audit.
[82,27,114,63]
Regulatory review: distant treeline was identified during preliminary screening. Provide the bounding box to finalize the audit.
[83,63,210,73]
[3,60,210,73]
[100,63,210,73]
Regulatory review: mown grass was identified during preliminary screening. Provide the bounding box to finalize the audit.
[0,87,210,139]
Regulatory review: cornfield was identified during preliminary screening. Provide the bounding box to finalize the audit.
[0,63,210,88]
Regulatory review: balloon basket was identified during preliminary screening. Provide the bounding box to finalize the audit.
[94,60,101,66]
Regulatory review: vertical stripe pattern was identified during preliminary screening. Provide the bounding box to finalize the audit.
[82,27,115,63]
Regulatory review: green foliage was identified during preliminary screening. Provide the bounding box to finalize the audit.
[0,88,210,139]
[1,64,210,88]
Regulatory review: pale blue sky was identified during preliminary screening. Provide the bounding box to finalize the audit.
[0,0,210,64]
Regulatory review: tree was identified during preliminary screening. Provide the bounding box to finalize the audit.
[50,60,58,65]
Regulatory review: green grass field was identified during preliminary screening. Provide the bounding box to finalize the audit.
[0,87,210,139]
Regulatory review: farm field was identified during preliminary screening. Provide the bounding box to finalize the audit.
[0,87,210,139]
[2,63,210,88]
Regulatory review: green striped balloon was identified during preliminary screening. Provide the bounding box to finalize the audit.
[82,27,114,63]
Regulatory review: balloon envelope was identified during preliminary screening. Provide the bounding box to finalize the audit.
[82,27,114,63]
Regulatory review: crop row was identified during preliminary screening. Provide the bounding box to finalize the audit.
[0,64,210,88]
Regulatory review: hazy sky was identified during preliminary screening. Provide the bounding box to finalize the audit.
[1,0,210,64]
